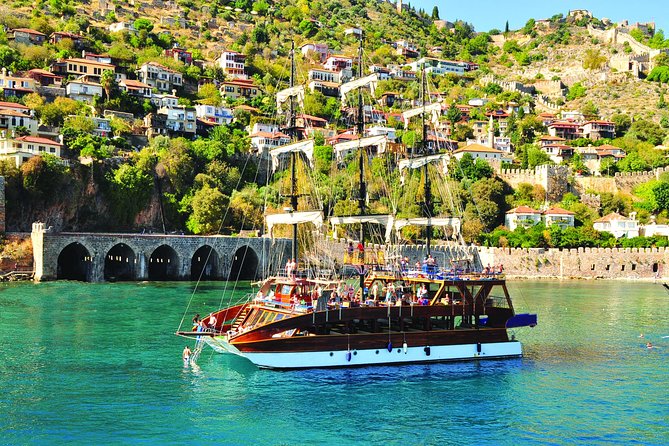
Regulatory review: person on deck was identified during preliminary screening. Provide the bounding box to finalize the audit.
[192,313,200,328]
[208,313,217,331]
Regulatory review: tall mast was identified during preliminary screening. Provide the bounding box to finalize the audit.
[289,41,298,261]
[357,32,366,291]
[357,32,366,250]
[421,65,432,256]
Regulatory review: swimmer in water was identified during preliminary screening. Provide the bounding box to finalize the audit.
[639,333,644,338]
[183,346,192,364]
[646,342,653,349]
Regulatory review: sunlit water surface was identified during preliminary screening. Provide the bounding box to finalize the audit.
[1,280,668,445]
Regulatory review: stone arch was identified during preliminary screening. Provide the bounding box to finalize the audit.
[57,242,92,281]
[104,243,136,281]
[228,246,259,280]
[191,245,220,280]
[148,244,180,280]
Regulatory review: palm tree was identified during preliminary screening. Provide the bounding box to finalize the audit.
[100,69,117,101]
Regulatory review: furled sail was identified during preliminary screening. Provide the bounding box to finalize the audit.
[392,217,460,235]
[398,153,451,172]
[340,74,379,106]
[269,139,315,172]
[333,135,388,161]
[276,85,305,113]
[401,102,441,129]
[330,214,395,241]
[265,211,323,237]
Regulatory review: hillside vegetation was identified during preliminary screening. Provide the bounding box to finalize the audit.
[0,1,669,250]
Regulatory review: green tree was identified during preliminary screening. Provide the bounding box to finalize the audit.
[106,163,153,226]
[630,119,666,146]
[133,18,154,32]
[445,103,462,128]
[186,184,227,234]
[653,182,669,211]
[431,6,439,20]
[566,82,587,101]
[100,69,118,101]
[611,113,632,137]
[197,83,222,106]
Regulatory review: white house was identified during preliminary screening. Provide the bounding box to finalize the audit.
[0,135,63,167]
[119,79,152,98]
[194,104,233,125]
[593,212,639,238]
[249,129,291,153]
[323,55,353,71]
[151,93,179,108]
[109,22,137,34]
[0,108,38,135]
[543,207,575,229]
[217,50,247,79]
[137,62,183,92]
[66,79,103,102]
[505,206,542,230]
[300,43,328,62]
[408,57,469,76]
[452,143,512,163]
[92,117,112,137]
[366,126,397,141]
[157,105,196,135]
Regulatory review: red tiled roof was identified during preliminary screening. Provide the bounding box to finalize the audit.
[454,143,505,154]
[27,69,62,78]
[0,101,29,110]
[539,135,566,141]
[506,206,541,215]
[16,136,61,146]
[594,212,631,223]
[121,79,151,89]
[12,28,46,36]
[298,114,327,123]
[543,207,575,216]
[65,58,115,68]
[250,131,290,139]
[0,109,30,117]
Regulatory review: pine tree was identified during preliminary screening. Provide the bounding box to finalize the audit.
[505,21,509,33]
[431,6,439,20]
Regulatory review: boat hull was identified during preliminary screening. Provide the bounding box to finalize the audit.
[207,336,522,369]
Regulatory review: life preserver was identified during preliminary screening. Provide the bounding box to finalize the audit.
[346,351,352,362]
[387,341,393,352]
[424,346,431,356]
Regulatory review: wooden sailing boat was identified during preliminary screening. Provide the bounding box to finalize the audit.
[176,40,537,370]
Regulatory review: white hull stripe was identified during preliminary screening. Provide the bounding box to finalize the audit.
[205,338,522,369]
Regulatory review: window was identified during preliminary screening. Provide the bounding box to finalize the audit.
[50,148,55,153]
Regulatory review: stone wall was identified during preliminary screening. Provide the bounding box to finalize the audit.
[31,223,292,282]
[479,246,669,279]
[572,167,669,195]
[498,165,570,201]
[0,176,5,233]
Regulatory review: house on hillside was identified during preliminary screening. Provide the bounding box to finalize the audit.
[221,79,260,100]
[581,120,615,140]
[165,47,192,65]
[66,78,103,102]
[109,22,137,34]
[51,58,116,81]
[548,120,581,140]
[49,31,85,49]
[26,69,63,87]
[0,135,63,167]
[8,28,46,45]
[452,143,512,164]
[119,79,152,98]
[0,108,38,135]
[249,123,291,153]
[505,206,543,230]
[593,212,639,238]
[217,50,246,79]
[543,207,575,229]
[194,104,233,125]
[0,69,36,98]
[300,43,328,62]
[137,62,183,92]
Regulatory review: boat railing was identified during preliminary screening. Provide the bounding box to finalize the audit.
[343,250,385,266]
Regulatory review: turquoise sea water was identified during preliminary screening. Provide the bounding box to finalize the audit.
[1,280,668,445]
